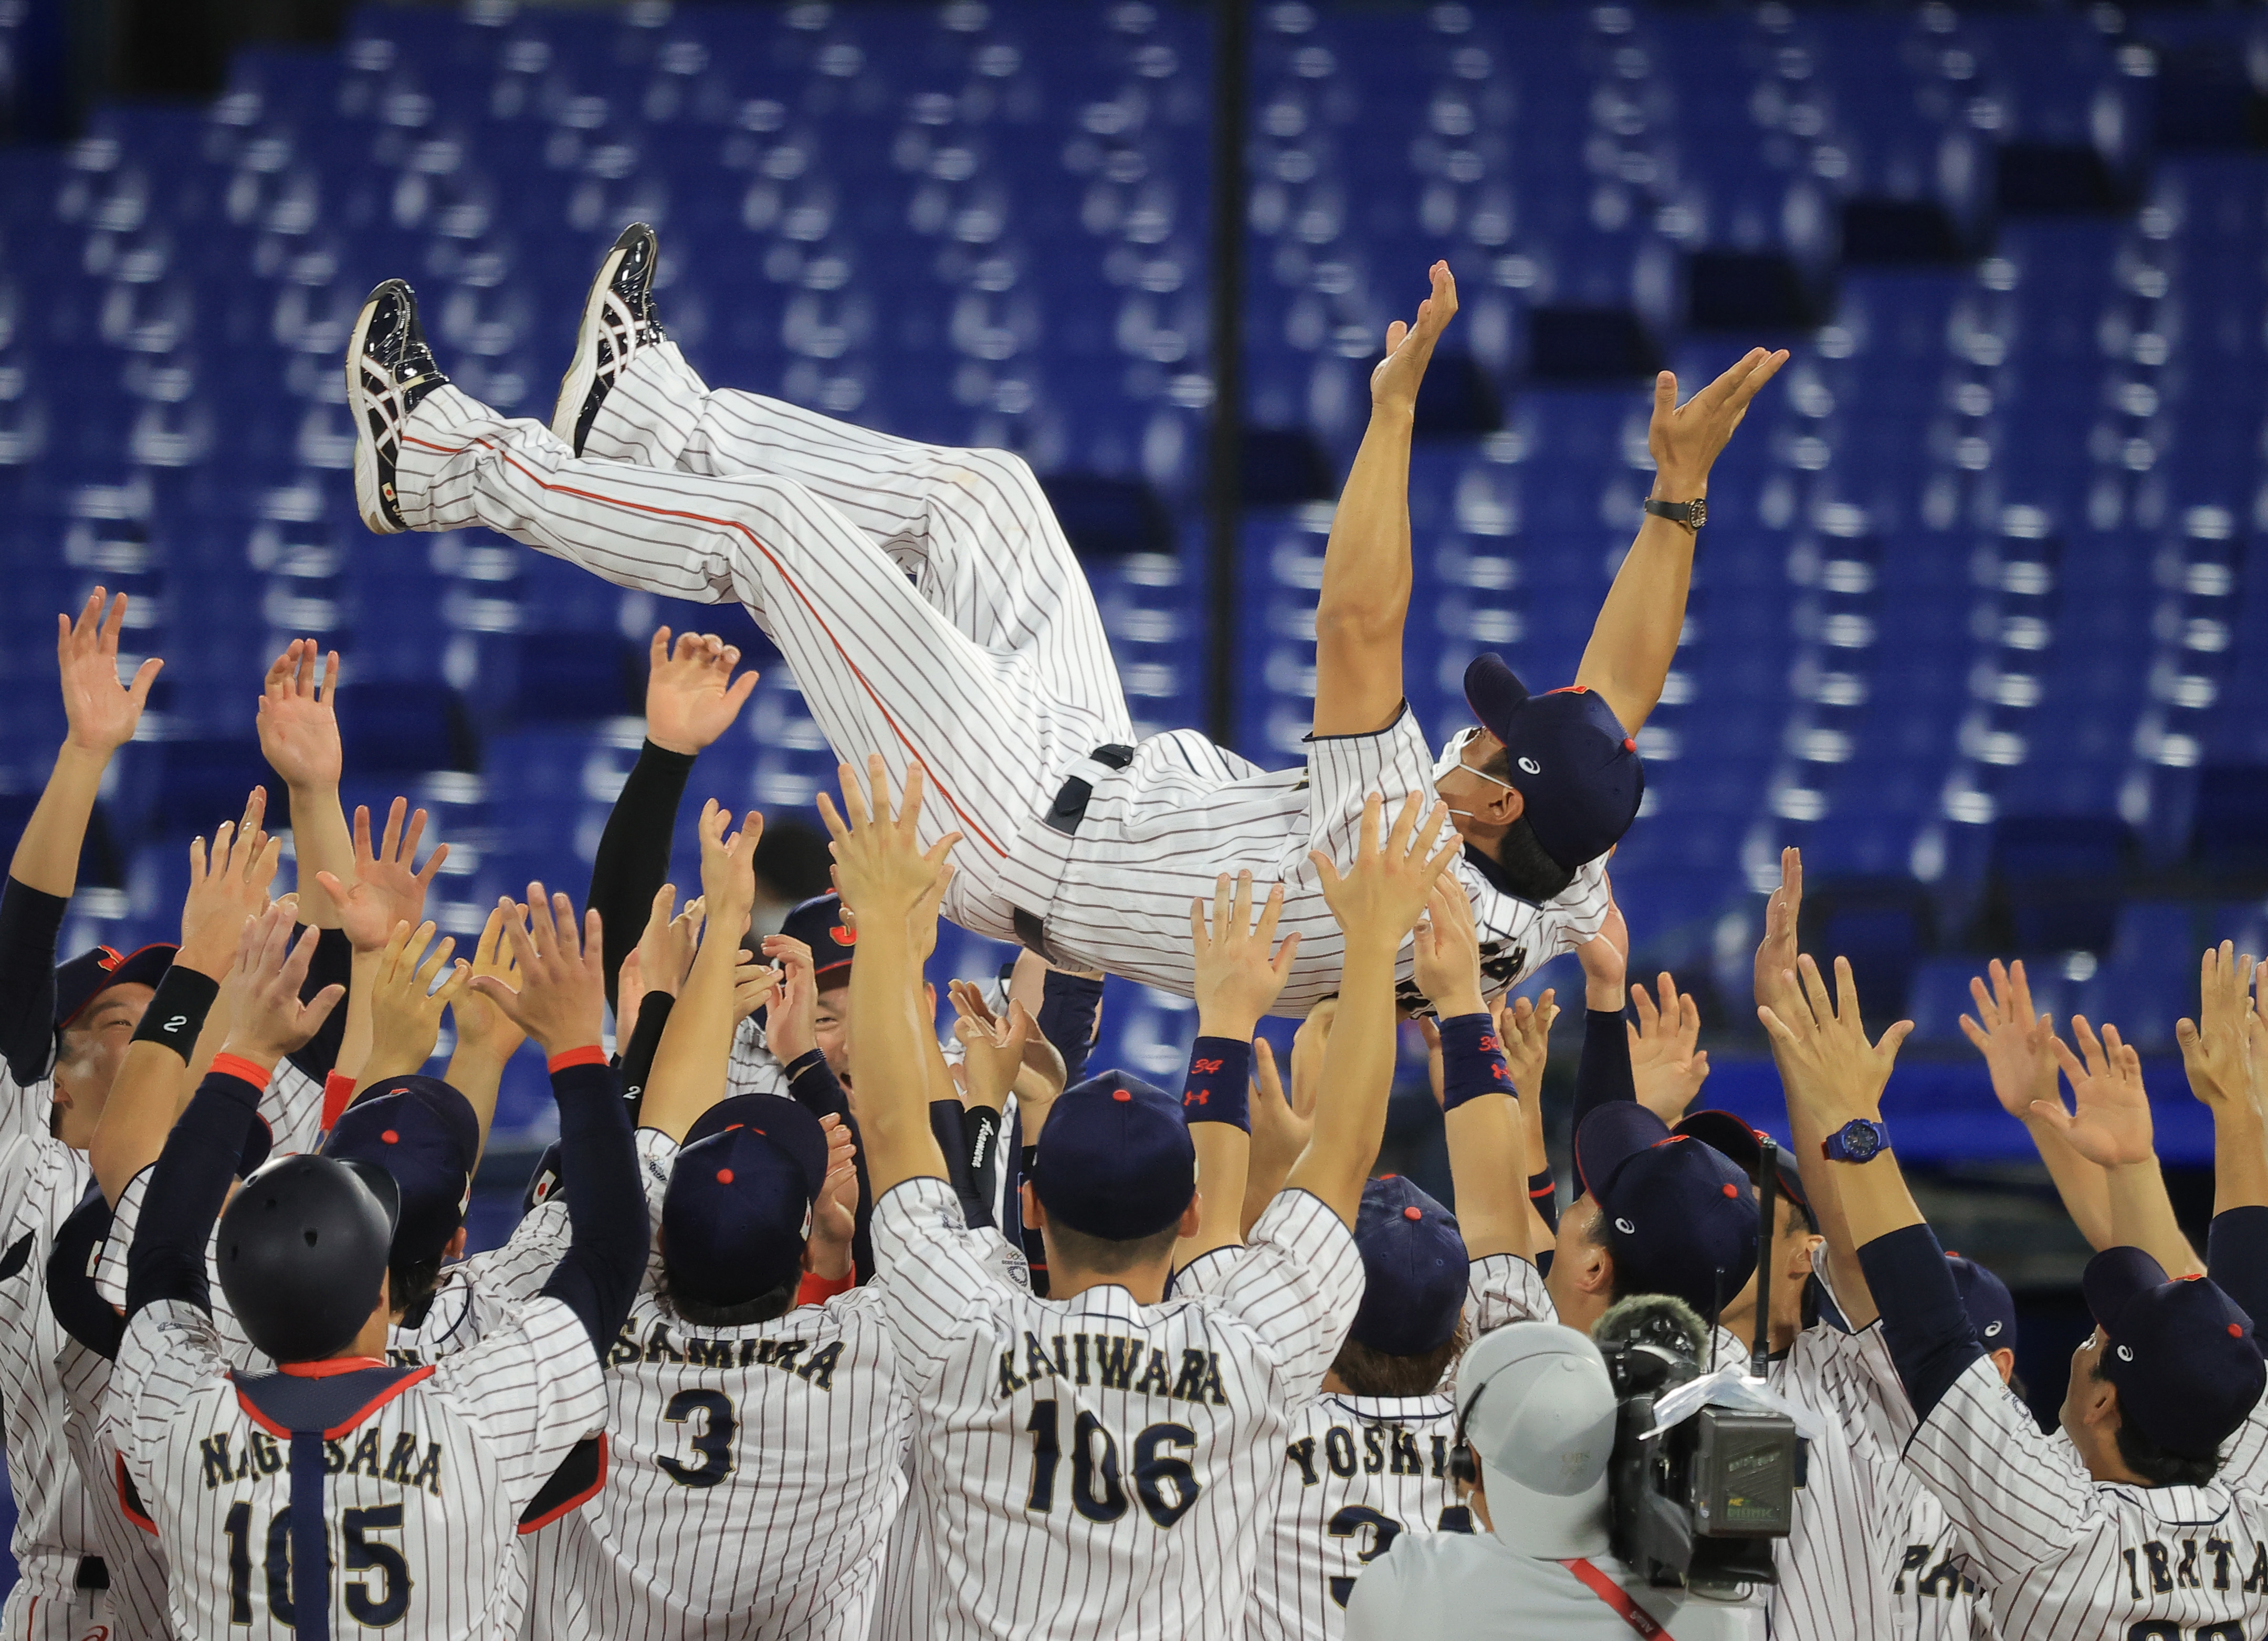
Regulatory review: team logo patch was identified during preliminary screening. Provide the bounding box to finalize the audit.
[831,924,857,946]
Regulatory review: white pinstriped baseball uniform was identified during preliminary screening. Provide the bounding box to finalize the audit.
[59,1327,176,1641]
[1462,1252,1898,1641]
[0,1086,106,1641]
[861,1176,1361,1639]
[387,364,1611,1016]
[110,1291,609,1641]
[528,1129,912,1641]
[1891,1352,2268,1640]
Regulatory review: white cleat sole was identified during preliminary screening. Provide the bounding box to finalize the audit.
[346,289,402,535]
[553,241,631,450]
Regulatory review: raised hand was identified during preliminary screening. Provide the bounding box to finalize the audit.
[644,627,760,757]
[1754,846,1803,1017]
[177,790,280,976]
[1959,958,2062,1121]
[2035,1017,2155,1167]
[1411,876,1486,1021]
[1370,261,1458,415]
[1757,953,1913,1127]
[2177,942,2256,1114]
[1242,1037,1316,1234]
[949,980,1033,1112]
[1649,346,1790,497]
[732,951,780,1024]
[318,798,449,954]
[1500,988,1559,1104]
[805,1114,860,1280]
[761,934,820,1064]
[363,919,467,1081]
[1312,791,1462,949]
[450,902,528,1064]
[220,902,346,1067]
[466,885,605,1056]
[57,588,162,756]
[631,884,706,1003]
[255,639,342,789]
[817,756,961,932]
[1629,971,1709,1124]
[695,800,763,935]
[1192,872,1300,1039]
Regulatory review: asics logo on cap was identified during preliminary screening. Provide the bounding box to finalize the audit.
[2117,1344,2134,1361]
[1984,1321,2003,1338]
[1615,1217,1635,1235]
[1518,756,1541,774]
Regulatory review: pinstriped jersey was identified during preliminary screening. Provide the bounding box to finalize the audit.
[532,1129,911,1640]
[60,1329,177,1641]
[870,1177,1363,1639]
[0,1108,100,1597]
[1903,1354,2268,1640]
[111,1294,608,1641]
[992,710,1613,1017]
[1247,1391,1469,1641]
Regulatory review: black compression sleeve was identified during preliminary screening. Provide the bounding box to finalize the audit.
[538,1061,649,1363]
[783,1050,852,1125]
[961,1106,1003,1229]
[124,1067,262,1318]
[1856,1222,1983,1424]
[1569,1007,1635,1187]
[1036,971,1105,1084]
[616,992,674,1122]
[131,966,220,1063]
[1528,1169,1560,1235]
[2208,1207,2268,1335]
[1019,1140,1049,1295]
[285,928,354,1082]
[0,878,66,1086]
[588,741,697,1015]
[932,1100,985,1225]
[46,1194,123,1361]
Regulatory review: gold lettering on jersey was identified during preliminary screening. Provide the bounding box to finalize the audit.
[197,1428,445,1496]
[609,1320,844,1391]
[998,1333,1228,1405]
[2245,1541,2268,1594]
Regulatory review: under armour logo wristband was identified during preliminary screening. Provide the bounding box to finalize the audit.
[1182,1036,1252,1132]
[1438,1012,1513,1112]
[129,966,221,1064]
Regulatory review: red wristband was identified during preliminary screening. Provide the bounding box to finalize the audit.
[796,1269,855,1308]
[547,1045,609,1073]
[210,1054,272,1092]
[320,1071,358,1132]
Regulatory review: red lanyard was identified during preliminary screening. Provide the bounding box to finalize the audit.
[1560,1558,1677,1639]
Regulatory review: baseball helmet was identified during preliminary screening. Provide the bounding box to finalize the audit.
[217,1154,399,1364]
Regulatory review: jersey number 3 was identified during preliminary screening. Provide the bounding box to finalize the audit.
[1023,1400,1199,1528]
[657,1388,738,1490]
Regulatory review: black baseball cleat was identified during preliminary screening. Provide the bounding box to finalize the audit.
[553,221,667,457]
[346,279,447,535]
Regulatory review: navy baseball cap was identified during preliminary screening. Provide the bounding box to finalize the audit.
[663,1098,831,1308]
[1030,1070,1195,1241]
[1576,1102,1757,1319]
[1946,1253,2017,1353]
[323,1076,479,1266]
[1350,1176,1469,1357]
[779,893,856,984]
[1464,656,1644,872]
[2085,1247,2265,1462]
[1674,1110,1814,1232]
[54,943,176,1028]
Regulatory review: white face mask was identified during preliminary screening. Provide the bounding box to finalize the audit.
[1433,727,1519,818]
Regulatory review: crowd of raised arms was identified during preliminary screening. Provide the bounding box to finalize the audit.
[2,237,2267,1641]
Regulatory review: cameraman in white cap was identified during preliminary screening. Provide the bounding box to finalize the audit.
[1345,1322,1762,1639]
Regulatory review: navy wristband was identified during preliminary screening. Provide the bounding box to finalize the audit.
[1438,1012,1513,1112]
[1182,1036,1252,1131]
[131,966,221,1064]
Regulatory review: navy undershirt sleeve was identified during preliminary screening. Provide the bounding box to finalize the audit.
[0,878,66,1085]
[2208,1206,2268,1334]
[538,1062,649,1362]
[587,741,696,1016]
[1856,1222,1984,1425]
[124,1069,262,1318]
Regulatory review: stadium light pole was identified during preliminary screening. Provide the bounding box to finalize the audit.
[1204,0,1249,748]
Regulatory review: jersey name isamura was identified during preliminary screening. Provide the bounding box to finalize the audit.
[602,1319,848,1390]
[197,1426,447,1495]
[995,1328,1231,1406]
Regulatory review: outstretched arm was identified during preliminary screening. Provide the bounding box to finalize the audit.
[2028,1014,2198,1280]
[640,804,769,1143]
[822,759,960,1196]
[1287,793,1461,1226]
[255,639,350,930]
[1422,878,1529,1260]
[1960,956,2115,1250]
[1574,348,1788,733]
[1309,264,1457,740]
[2,592,162,1084]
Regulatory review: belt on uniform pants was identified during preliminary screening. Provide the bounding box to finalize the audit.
[1013,743,1133,966]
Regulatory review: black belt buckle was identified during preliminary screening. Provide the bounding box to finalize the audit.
[1044,744,1135,838]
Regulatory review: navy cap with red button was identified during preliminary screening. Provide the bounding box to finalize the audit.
[322,1075,479,1268]
[2084,1246,2265,1461]
[664,1097,832,1310]
[1576,1101,1758,1321]
[1030,1070,1195,1241]
[779,893,857,984]
[54,942,176,1029]
[1463,654,1645,872]
[1350,1175,1469,1357]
